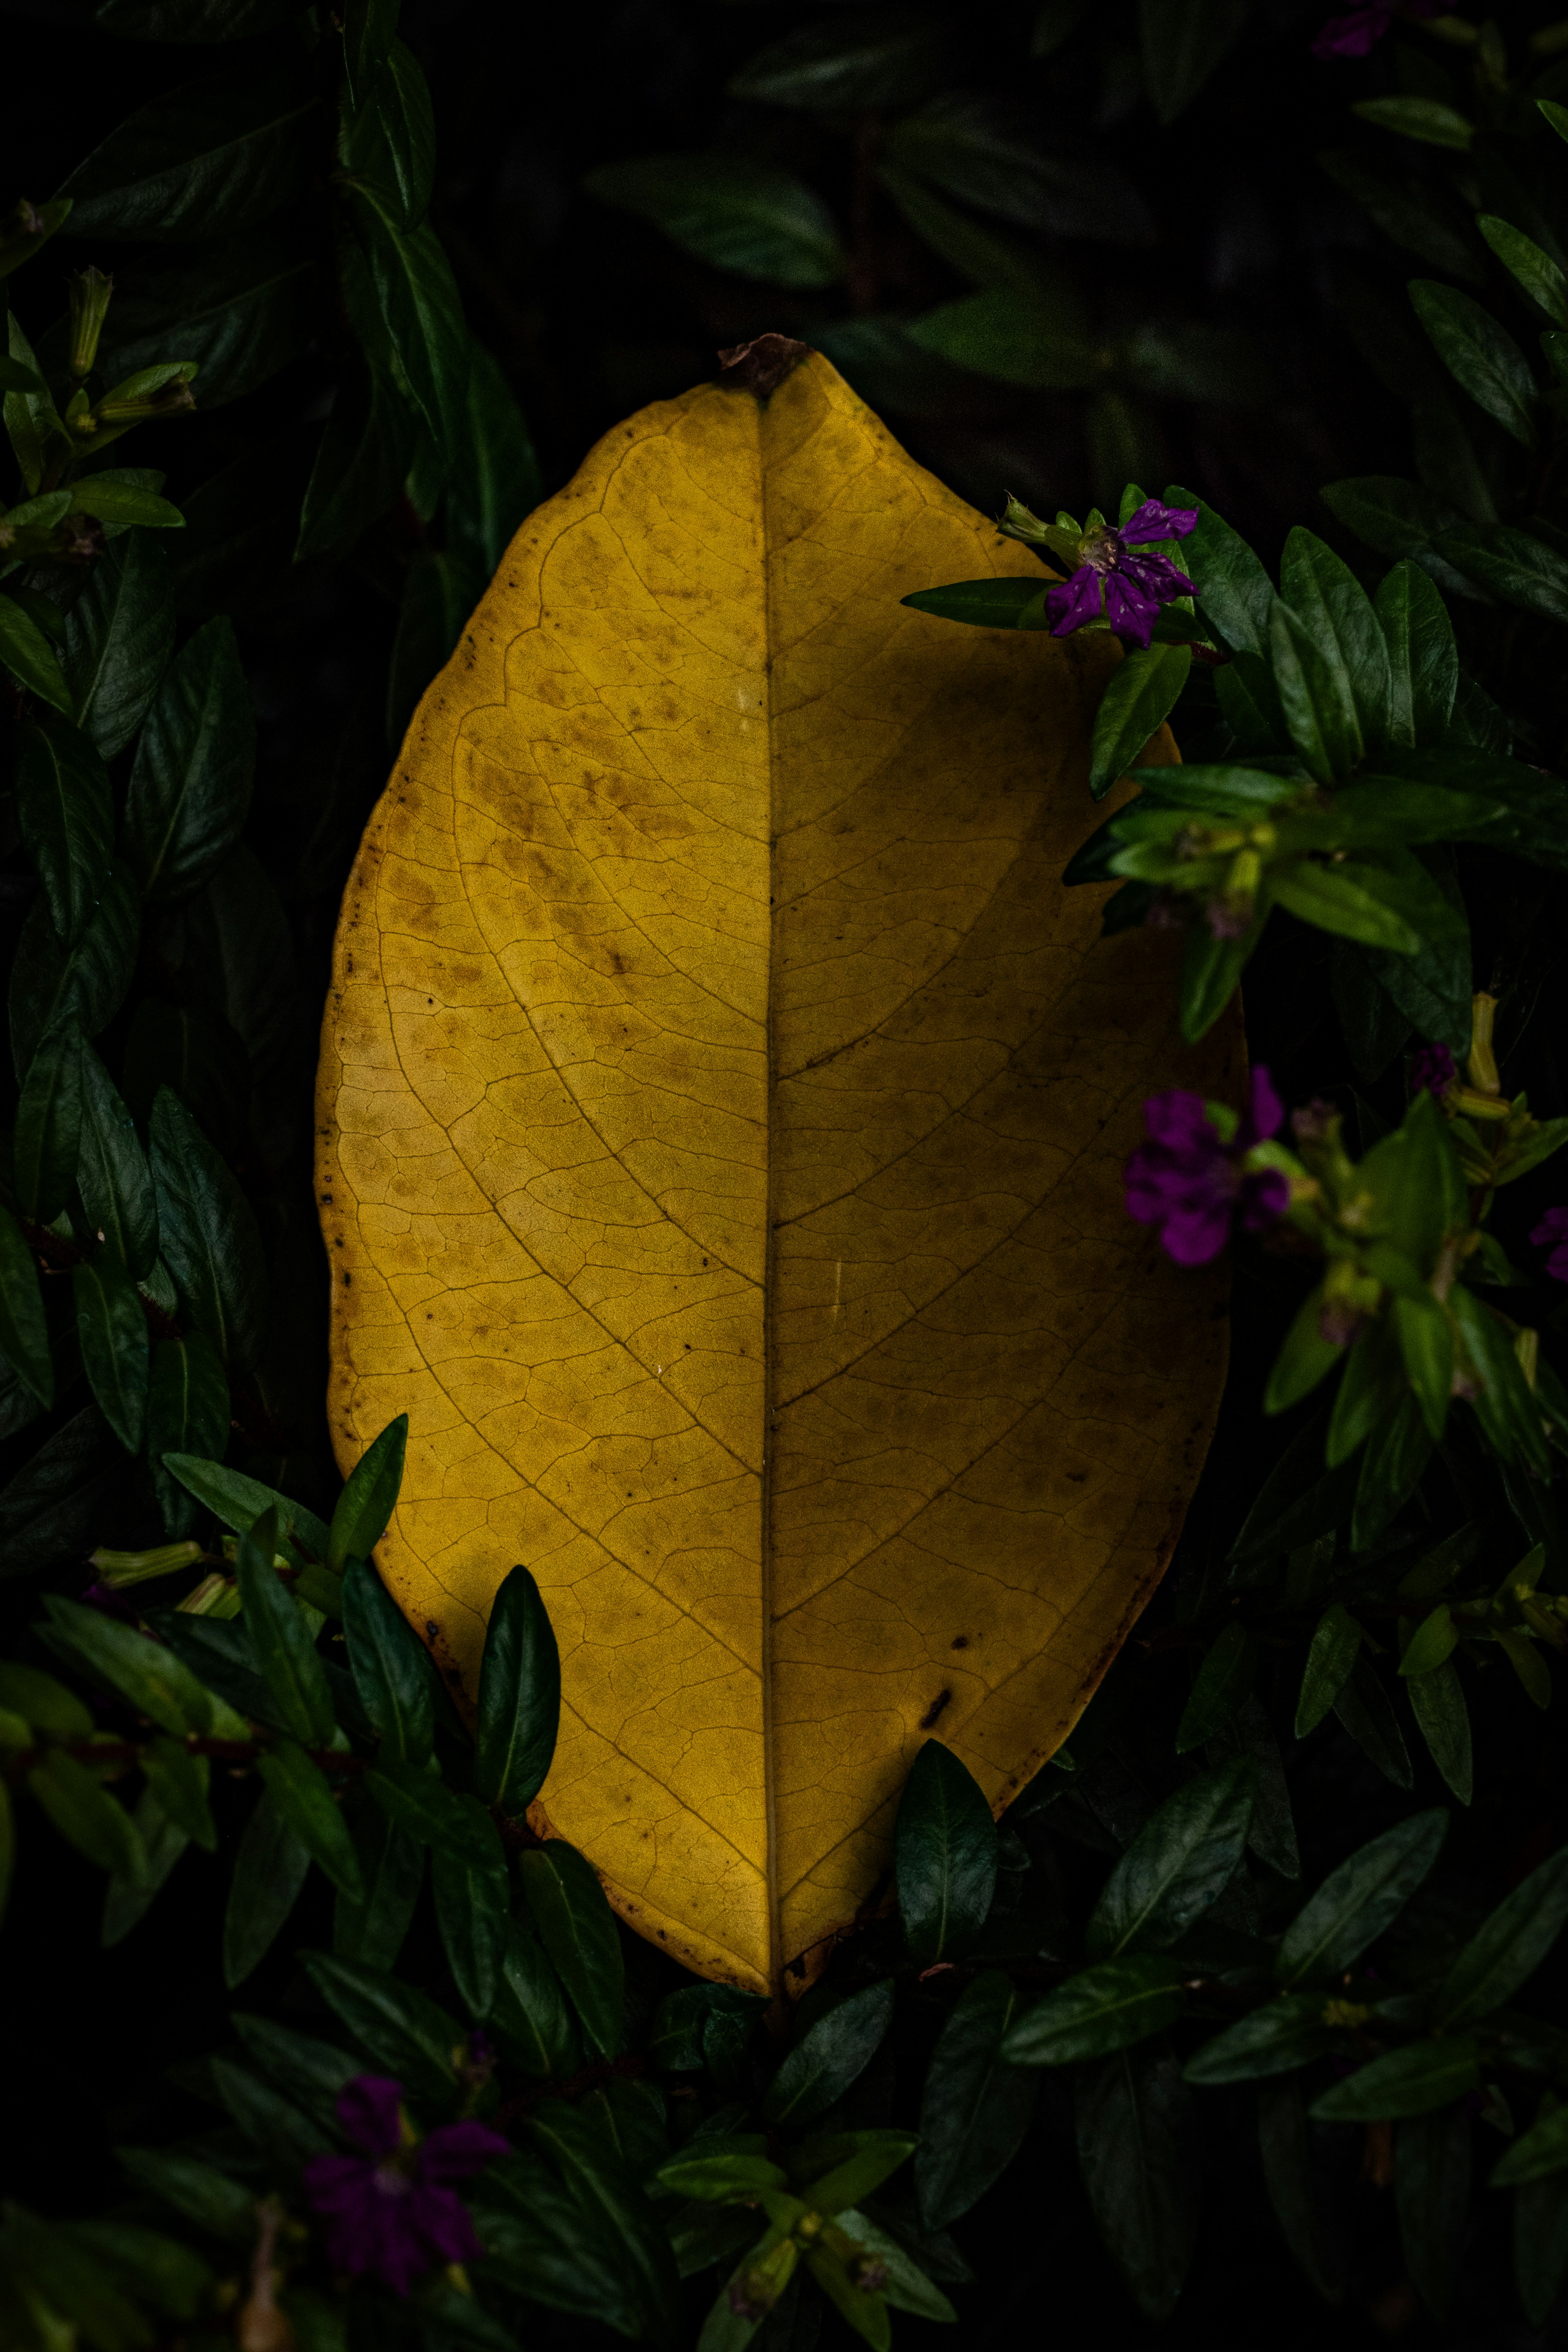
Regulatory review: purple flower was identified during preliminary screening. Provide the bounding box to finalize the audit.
[1531,1207,1568,1285]
[1410,1044,1456,1099]
[1045,500,1198,651]
[1310,0,1444,58]
[1125,1067,1291,1265]
[303,2075,508,2296]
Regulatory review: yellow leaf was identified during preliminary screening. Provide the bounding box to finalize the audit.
[318,352,1236,1994]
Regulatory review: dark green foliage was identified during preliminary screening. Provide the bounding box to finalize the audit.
[9,9,1568,2347]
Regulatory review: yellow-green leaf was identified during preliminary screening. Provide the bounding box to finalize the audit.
[317,352,1235,1993]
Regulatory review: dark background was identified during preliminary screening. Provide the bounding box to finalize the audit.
[1,2,1560,2345]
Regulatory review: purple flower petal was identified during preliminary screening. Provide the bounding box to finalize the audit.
[1310,0,1394,56]
[1100,570,1160,648]
[419,2121,510,2183]
[1158,1202,1237,1266]
[1116,500,1198,545]
[1410,1044,1456,1098]
[1115,548,1197,601]
[1245,1065,1284,1145]
[1045,566,1104,635]
[406,2179,486,2267]
[1240,1169,1291,1232]
[336,2075,403,2158]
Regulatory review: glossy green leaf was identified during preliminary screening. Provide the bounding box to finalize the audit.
[326,1413,406,1574]
[1174,1620,1256,1752]
[906,284,1097,389]
[1407,1660,1472,1806]
[114,2144,254,2247]
[728,12,947,111]
[1434,1847,1568,2029]
[584,155,844,291]
[1138,0,1247,124]
[1182,1993,1335,2084]
[1002,1955,1187,2066]
[445,339,543,581]
[13,717,114,950]
[124,616,254,904]
[1320,474,1466,572]
[1352,96,1474,150]
[209,2053,330,2174]
[339,37,435,233]
[76,1046,157,1282]
[60,530,174,761]
[1332,1653,1413,1785]
[0,592,73,714]
[429,1795,509,2020]
[901,576,1049,628]
[256,1739,362,1899]
[1310,2036,1479,2122]
[1088,644,1192,800]
[1295,1601,1363,1737]
[474,1561,562,1816]
[528,2103,683,2351]
[894,1737,998,1965]
[332,1797,423,1971]
[0,1662,92,1735]
[234,1505,334,1747]
[162,1450,330,1562]
[1276,1809,1446,1987]
[1074,2046,1196,2322]
[303,1949,462,2103]
[763,1981,896,2126]
[41,1595,212,1736]
[1087,1757,1254,1958]
[135,1738,214,1855]
[341,1558,433,1764]
[1280,526,1390,753]
[0,1207,52,1410]
[1477,214,1568,327]
[28,1748,147,1881]
[1395,2100,1470,2320]
[144,1335,229,1540]
[98,234,314,411]
[1257,2074,1345,2304]
[8,852,137,1072]
[148,1087,267,1367]
[1432,523,1568,627]
[345,186,470,469]
[58,63,318,239]
[1169,485,1274,657]
[1268,598,1360,784]
[914,1970,1036,2230]
[1410,281,1537,447]
[0,1403,119,1580]
[519,1840,626,2060]
[296,341,416,566]
[1494,2093,1568,2187]
[13,1018,82,1223]
[491,1920,581,2079]
[71,1247,149,1452]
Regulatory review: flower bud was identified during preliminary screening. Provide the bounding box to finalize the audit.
[67,266,113,379]
[846,2255,890,2294]
[1465,993,1501,1097]
[89,1539,203,1587]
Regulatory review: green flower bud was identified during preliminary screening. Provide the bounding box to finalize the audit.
[67,266,113,379]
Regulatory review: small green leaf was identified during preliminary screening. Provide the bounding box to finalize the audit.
[234,1505,335,1747]
[338,37,434,233]
[141,1735,216,1850]
[1309,2037,1479,2123]
[40,1595,212,1736]
[1182,1994,1335,2085]
[57,62,318,241]
[1294,1601,1363,1737]
[518,1841,626,2061]
[72,1247,149,1453]
[728,13,947,111]
[1086,1757,1254,1957]
[893,1737,998,1965]
[344,187,471,470]
[148,1088,267,1368]
[1352,96,1474,150]
[14,1017,82,1224]
[341,1559,433,1764]
[1477,214,1568,327]
[900,576,1050,629]
[326,1413,406,1573]
[914,1970,1037,2230]
[29,1748,147,1880]
[13,717,114,949]
[1407,1658,1472,1806]
[124,616,255,904]
[428,1795,509,2020]
[332,1799,423,1973]
[0,593,74,715]
[1410,281,1537,448]
[1174,1620,1256,1752]
[1433,1847,1568,2029]
[906,284,1097,390]
[1001,1955,1186,2066]
[1074,2046,1196,2323]
[115,2145,255,2247]
[146,1335,230,1541]
[303,1947,463,2102]
[61,530,174,760]
[256,1740,363,1900]
[1493,2095,1568,2187]
[1432,523,1568,627]
[1395,2102,1470,2321]
[1398,1602,1458,1679]
[762,1981,896,2126]
[491,1919,581,2079]
[1275,1809,1446,1987]
[161,1450,330,1562]
[474,1562,561,1816]
[0,1206,52,1410]
[1088,644,1192,800]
